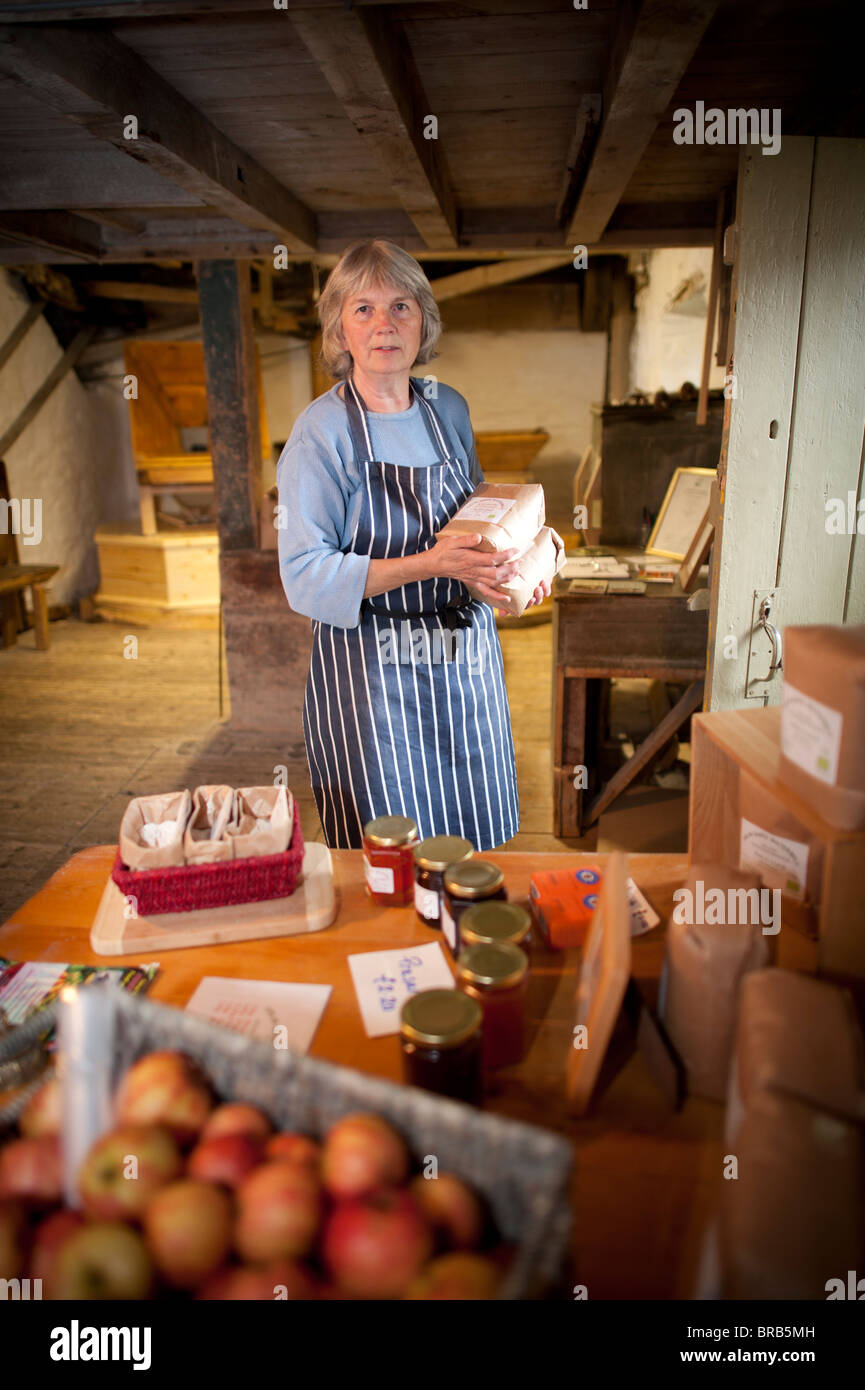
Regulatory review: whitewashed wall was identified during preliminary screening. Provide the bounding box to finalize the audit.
[0,270,137,605]
[630,247,727,396]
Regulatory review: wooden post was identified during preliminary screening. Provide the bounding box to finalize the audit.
[696,194,725,426]
[197,260,262,552]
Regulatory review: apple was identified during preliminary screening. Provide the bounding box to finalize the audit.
[405,1252,502,1300]
[187,1133,262,1189]
[143,1178,233,1290]
[322,1189,433,1299]
[197,1260,319,1301]
[78,1124,182,1221]
[409,1172,485,1251]
[0,1134,62,1208]
[19,1074,61,1138]
[51,1221,154,1300]
[28,1209,86,1298]
[0,1199,25,1281]
[235,1161,321,1262]
[265,1132,321,1173]
[114,1050,213,1147]
[201,1102,271,1143]
[321,1113,409,1200]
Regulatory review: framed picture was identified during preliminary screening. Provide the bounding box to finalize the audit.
[646,467,715,560]
[566,852,631,1115]
[677,506,714,591]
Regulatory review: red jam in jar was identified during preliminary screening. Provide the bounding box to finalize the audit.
[362,815,418,907]
[413,836,474,928]
[441,860,506,956]
[457,942,529,1070]
[399,989,484,1105]
[459,901,532,955]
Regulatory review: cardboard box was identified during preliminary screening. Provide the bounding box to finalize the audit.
[439,482,545,555]
[529,864,602,949]
[465,525,566,617]
[778,624,865,830]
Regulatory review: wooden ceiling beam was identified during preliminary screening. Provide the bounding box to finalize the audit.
[0,1,427,17]
[290,6,458,251]
[565,0,722,246]
[0,209,104,260]
[0,24,317,252]
[430,255,571,303]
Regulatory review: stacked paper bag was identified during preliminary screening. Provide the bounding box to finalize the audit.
[439,483,565,617]
[118,786,294,868]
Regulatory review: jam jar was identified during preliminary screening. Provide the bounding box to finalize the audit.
[399,989,484,1105]
[362,815,418,907]
[413,836,474,928]
[441,860,507,955]
[457,942,529,1070]
[460,901,532,955]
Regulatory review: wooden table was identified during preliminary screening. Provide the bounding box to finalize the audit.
[0,845,816,1299]
[552,574,709,836]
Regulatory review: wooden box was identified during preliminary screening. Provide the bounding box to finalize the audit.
[689,706,865,981]
[124,340,272,481]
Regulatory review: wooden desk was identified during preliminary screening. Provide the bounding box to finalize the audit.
[0,846,817,1299]
[552,576,709,836]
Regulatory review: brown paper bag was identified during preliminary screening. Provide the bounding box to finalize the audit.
[226,786,294,860]
[659,863,773,1100]
[778,624,865,830]
[183,784,236,864]
[473,525,565,617]
[438,482,545,555]
[119,789,192,870]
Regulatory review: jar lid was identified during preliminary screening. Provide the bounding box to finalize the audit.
[457,942,528,990]
[400,989,482,1048]
[364,815,418,848]
[413,836,474,872]
[460,901,531,947]
[443,859,504,899]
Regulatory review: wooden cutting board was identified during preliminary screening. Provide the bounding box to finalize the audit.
[90,842,337,955]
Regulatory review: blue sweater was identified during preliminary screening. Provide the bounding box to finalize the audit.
[276,380,483,629]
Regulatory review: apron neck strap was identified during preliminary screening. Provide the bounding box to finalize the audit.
[343,374,453,464]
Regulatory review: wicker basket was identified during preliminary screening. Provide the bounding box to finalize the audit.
[110,799,304,915]
[105,990,573,1300]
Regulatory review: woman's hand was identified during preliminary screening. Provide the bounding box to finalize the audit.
[425,533,521,607]
[524,578,551,609]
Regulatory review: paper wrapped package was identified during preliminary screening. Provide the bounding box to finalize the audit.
[727,969,865,1144]
[226,786,294,860]
[183,784,236,864]
[658,863,772,1101]
[465,526,566,618]
[737,768,823,937]
[119,789,192,870]
[438,482,545,555]
[778,624,865,830]
[720,1088,865,1300]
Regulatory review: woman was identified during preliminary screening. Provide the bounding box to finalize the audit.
[277,239,549,851]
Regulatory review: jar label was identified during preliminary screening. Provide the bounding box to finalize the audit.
[364,856,395,895]
[441,899,456,949]
[414,883,439,920]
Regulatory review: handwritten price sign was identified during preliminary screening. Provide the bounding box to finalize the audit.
[348,944,454,1038]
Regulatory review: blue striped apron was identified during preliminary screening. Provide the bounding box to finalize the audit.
[302,375,519,851]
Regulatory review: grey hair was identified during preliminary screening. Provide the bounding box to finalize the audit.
[317,239,441,380]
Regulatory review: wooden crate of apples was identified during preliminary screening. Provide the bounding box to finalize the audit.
[0,1051,514,1301]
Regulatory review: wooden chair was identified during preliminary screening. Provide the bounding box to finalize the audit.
[0,459,57,651]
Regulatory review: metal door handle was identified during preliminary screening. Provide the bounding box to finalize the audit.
[753,597,783,682]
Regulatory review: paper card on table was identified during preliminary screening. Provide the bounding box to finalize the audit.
[627,879,661,936]
[348,942,454,1038]
[184,976,330,1052]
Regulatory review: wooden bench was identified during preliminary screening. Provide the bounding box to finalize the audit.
[1,459,58,651]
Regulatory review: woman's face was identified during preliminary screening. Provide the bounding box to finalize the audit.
[338,280,423,382]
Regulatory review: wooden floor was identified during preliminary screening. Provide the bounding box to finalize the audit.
[0,614,611,923]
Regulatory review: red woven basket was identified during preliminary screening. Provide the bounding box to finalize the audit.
[111,800,305,916]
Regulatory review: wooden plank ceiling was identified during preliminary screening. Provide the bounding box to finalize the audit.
[0,0,857,270]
